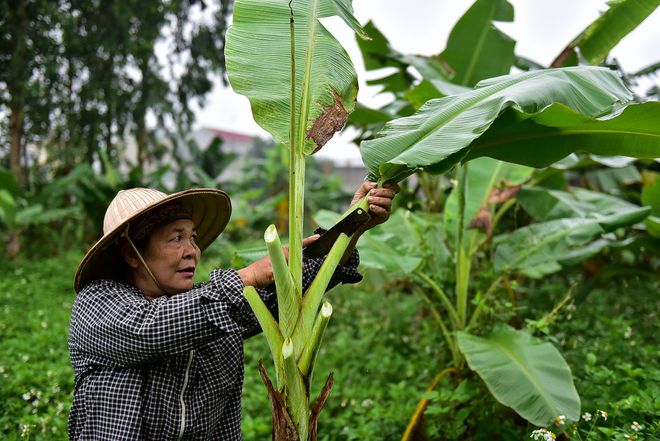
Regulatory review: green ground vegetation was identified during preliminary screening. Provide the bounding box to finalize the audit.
[1,250,657,440]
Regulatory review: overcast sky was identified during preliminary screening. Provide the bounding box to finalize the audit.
[192,0,660,163]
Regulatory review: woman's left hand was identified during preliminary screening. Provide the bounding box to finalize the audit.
[350,181,400,231]
[237,234,320,288]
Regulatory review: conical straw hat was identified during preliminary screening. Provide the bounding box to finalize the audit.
[74,188,231,293]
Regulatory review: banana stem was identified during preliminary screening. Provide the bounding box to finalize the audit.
[288,0,304,295]
[298,302,333,378]
[414,270,461,330]
[265,224,299,338]
[292,233,350,356]
[283,338,309,440]
[455,164,470,328]
[244,286,284,387]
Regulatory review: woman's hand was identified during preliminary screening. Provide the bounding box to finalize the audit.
[237,234,320,288]
[350,181,400,231]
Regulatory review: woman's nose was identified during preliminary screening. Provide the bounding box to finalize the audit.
[182,239,198,259]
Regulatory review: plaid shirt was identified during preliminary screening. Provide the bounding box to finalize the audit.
[68,252,361,440]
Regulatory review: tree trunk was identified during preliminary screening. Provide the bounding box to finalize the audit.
[134,55,151,174]
[136,120,148,173]
[258,361,334,441]
[9,102,25,186]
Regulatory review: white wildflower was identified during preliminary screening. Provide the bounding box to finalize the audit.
[20,423,30,437]
[582,412,592,422]
[631,421,643,431]
[598,409,608,420]
[554,415,566,426]
[361,398,373,407]
[530,428,556,441]
[624,326,633,339]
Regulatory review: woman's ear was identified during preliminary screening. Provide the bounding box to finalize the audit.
[120,241,140,269]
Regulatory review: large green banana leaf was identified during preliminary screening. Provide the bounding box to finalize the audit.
[586,165,642,193]
[517,186,643,222]
[438,0,515,86]
[553,0,660,66]
[225,0,364,155]
[457,325,581,426]
[493,205,651,278]
[360,67,634,183]
[465,101,660,167]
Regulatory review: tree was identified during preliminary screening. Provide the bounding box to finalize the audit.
[1,0,232,188]
[0,0,65,186]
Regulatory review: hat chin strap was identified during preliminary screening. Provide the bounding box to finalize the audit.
[121,226,170,297]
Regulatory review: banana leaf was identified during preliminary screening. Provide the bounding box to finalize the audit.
[517,187,642,221]
[586,165,642,193]
[357,21,469,98]
[457,325,581,426]
[553,0,660,66]
[493,205,651,278]
[438,0,515,86]
[465,101,660,167]
[360,67,635,183]
[225,0,364,155]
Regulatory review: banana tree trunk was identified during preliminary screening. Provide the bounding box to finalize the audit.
[259,362,334,441]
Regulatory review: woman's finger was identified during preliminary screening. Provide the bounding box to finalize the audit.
[368,195,393,210]
[301,234,321,248]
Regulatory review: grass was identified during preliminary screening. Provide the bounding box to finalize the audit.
[0,250,658,440]
[0,251,79,440]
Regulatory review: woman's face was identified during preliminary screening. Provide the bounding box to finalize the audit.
[132,218,201,298]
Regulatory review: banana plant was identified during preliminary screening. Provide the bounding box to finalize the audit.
[225,0,367,439]
[225,0,660,437]
[349,166,652,429]
[343,0,660,435]
[354,66,658,430]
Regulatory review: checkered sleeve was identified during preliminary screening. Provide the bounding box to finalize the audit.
[71,276,256,367]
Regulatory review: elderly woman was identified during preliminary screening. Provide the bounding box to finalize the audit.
[68,183,397,440]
